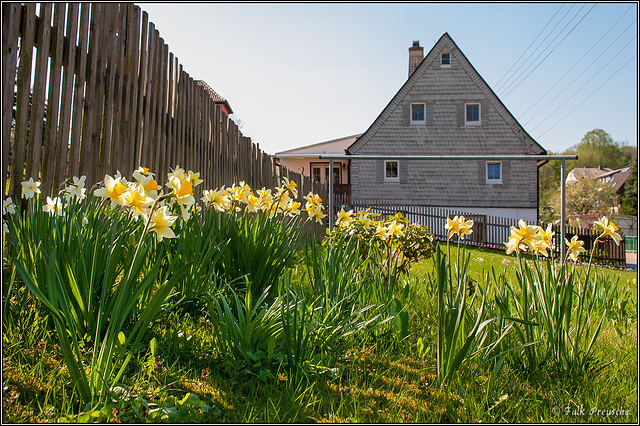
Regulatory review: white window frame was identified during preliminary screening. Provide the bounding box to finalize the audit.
[465,103,481,125]
[384,160,400,182]
[410,103,426,125]
[441,51,451,67]
[486,161,502,184]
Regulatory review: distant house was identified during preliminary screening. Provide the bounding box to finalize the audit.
[566,165,632,213]
[275,134,361,196]
[196,80,234,116]
[278,33,547,223]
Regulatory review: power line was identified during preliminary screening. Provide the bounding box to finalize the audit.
[535,54,637,139]
[522,22,636,126]
[501,3,597,98]
[519,7,634,119]
[527,35,636,133]
[495,3,578,93]
[493,3,565,88]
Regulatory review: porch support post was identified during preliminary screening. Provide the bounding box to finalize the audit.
[560,158,566,264]
[329,157,334,232]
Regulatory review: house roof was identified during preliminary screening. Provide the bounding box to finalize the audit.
[196,80,234,114]
[566,166,615,182]
[275,134,363,157]
[607,168,631,192]
[347,32,547,156]
[566,166,631,193]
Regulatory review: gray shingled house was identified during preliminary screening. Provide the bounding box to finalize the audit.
[346,33,547,223]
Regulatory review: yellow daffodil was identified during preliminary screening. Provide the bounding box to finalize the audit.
[536,223,555,250]
[42,196,63,216]
[593,216,622,245]
[166,175,195,221]
[375,223,390,241]
[245,193,260,213]
[21,178,41,199]
[202,188,231,212]
[229,182,250,204]
[457,216,474,240]
[167,166,188,181]
[505,235,526,255]
[282,177,298,198]
[2,197,16,215]
[94,174,126,206]
[565,235,586,262]
[336,207,354,227]
[122,183,154,221]
[133,169,159,196]
[358,212,373,228]
[509,219,539,252]
[63,175,87,201]
[285,200,301,216]
[149,205,178,242]
[445,216,461,240]
[445,215,473,240]
[187,170,204,187]
[532,239,549,258]
[308,206,326,224]
[387,220,404,238]
[257,188,274,212]
[303,191,322,206]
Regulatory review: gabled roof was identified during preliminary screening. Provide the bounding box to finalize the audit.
[568,166,631,193]
[347,32,546,156]
[275,134,362,157]
[566,166,615,182]
[196,80,234,115]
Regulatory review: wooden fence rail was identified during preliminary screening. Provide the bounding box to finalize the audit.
[335,195,627,268]
[2,3,328,237]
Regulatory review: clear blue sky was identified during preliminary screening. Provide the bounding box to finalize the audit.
[139,2,638,156]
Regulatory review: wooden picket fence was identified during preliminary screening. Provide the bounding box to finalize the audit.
[335,195,627,268]
[2,3,328,237]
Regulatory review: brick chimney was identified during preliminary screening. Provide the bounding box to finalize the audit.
[408,40,423,78]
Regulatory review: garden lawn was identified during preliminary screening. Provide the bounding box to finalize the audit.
[3,245,637,423]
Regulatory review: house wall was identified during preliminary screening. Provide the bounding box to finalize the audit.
[278,158,348,184]
[349,34,543,218]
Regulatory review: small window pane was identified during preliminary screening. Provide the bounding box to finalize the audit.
[312,167,321,182]
[411,104,425,122]
[466,104,480,122]
[386,161,398,179]
[441,52,450,65]
[487,163,501,180]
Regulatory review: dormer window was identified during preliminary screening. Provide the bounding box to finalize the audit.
[441,52,451,67]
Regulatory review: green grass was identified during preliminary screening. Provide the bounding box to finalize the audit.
[2,244,637,423]
[412,244,637,292]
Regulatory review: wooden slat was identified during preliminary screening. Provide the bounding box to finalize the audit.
[10,3,36,198]
[2,2,21,196]
[108,4,125,176]
[98,4,119,179]
[53,3,78,188]
[68,3,89,179]
[42,3,65,196]
[24,3,52,186]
